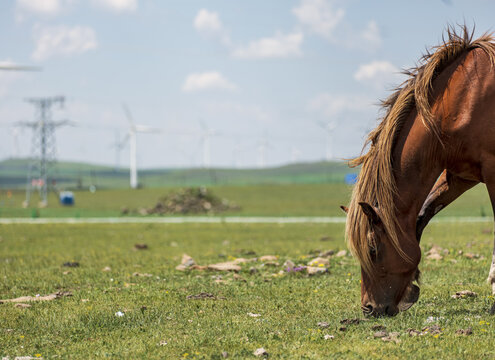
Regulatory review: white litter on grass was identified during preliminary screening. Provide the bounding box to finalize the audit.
[247,312,261,318]
[425,316,445,323]
[115,311,125,317]
[253,348,268,357]
[335,250,347,257]
[324,334,334,340]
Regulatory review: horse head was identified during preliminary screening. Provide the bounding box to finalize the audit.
[343,202,421,316]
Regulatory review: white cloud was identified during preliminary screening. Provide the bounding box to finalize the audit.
[360,21,381,49]
[309,93,371,117]
[292,0,382,51]
[32,25,98,61]
[193,9,230,46]
[182,72,237,92]
[354,60,401,89]
[232,31,303,59]
[194,9,222,34]
[16,0,62,15]
[292,0,344,40]
[91,0,138,13]
[193,9,303,59]
[17,0,138,17]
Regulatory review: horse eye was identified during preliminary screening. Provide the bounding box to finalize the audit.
[369,247,377,261]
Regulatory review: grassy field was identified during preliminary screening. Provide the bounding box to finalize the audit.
[0,158,355,189]
[0,184,354,218]
[0,183,493,219]
[1,221,495,359]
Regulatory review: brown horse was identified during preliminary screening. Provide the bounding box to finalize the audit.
[344,27,495,317]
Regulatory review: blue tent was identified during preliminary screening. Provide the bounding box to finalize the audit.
[344,173,358,185]
[59,191,75,206]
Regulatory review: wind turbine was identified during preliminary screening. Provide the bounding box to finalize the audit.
[257,136,273,168]
[315,120,337,161]
[232,139,246,169]
[291,146,302,163]
[199,120,219,168]
[109,129,126,171]
[11,126,21,158]
[121,104,160,189]
[0,64,41,71]
[1,64,40,160]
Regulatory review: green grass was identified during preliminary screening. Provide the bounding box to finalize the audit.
[0,184,355,218]
[1,222,495,358]
[0,182,493,219]
[0,158,356,189]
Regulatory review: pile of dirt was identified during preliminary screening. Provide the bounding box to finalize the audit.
[141,187,240,215]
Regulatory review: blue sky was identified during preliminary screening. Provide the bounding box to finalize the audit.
[1,0,494,169]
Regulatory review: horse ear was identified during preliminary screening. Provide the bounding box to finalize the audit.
[358,202,380,224]
[340,205,349,214]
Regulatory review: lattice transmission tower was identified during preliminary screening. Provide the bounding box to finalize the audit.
[19,96,70,207]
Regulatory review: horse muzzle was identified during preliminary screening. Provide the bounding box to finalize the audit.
[398,284,420,312]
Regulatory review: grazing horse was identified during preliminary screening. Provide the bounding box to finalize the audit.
[343,27,495,317]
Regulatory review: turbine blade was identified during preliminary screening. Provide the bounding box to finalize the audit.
[119,133,130,146]
[135,125,161,133]
[122,103,135,128]
[0,65,41,71]
[314,120,331,130]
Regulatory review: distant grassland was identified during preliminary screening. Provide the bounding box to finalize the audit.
[0,182,492,219]
[0,159,356,189]
[0,184,354,218]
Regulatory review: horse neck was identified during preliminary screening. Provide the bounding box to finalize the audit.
[391,110,444,234]
[390,47,481,232]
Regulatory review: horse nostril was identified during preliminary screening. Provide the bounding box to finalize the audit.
[363,304,373,314]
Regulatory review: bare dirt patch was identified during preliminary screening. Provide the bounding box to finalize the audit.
[137,187,240,215]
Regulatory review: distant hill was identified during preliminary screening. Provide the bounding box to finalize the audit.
[0,158,357,189]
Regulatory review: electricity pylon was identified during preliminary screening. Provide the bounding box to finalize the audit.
[19,96,70,207]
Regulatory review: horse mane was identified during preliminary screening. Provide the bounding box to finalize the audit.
[346,26,495,275]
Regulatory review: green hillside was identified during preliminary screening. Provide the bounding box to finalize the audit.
[0,158,357,189]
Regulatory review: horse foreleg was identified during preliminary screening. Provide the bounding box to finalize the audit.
[416,170,478,241]
[488,252,495,314]
[486,194,495,313]
[482,174,495,314]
